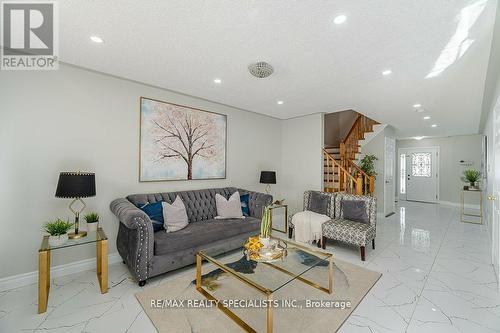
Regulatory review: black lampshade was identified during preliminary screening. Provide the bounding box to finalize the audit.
[55,172,96,198]
[259,171,276,184]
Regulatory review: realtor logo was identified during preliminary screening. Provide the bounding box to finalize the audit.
[1,1,58,70]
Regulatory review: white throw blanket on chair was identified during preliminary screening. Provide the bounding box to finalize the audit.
[292,211,331,244]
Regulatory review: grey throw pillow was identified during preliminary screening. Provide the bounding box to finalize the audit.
[307,192,329,215]
[341,200,369,223]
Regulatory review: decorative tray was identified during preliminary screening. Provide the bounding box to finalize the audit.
[244,239,288,263]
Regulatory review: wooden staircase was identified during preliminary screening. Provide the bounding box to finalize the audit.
[323,113,379,195]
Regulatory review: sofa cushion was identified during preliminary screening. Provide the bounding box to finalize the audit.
[215,191,244,219]
[240,193,250,216]
[136,201,164,232]
[154,217,260,255]
[322,218,375,247]
[162,196,189,233]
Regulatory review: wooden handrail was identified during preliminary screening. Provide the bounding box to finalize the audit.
[323,149,362,194]
[341,115,362,145]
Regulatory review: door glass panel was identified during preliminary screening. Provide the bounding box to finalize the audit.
[400,154,406,194]
[411,153,431,177]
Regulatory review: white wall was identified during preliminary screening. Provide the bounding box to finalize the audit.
[280,114,323,214]
[361,126,395,214]
[0,64,282,278]
[396,135,483,204]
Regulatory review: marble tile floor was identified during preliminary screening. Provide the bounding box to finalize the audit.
[1,201,499,332]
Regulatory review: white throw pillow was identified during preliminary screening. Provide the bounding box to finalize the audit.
[162,196,189,233]
[215,191,245,219]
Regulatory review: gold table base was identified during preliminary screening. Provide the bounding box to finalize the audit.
[195,240,333,333]
[38,228,108,314]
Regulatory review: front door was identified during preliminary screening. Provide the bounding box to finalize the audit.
[384,137,396,216]
[399,147,439,203]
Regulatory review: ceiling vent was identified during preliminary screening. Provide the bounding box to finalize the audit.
[248,62,274,78]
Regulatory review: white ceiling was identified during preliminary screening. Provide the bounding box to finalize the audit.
[58,0,497,138]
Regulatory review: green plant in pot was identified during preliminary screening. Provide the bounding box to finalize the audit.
[43,219,74,247]
[84,212,99,232]
[360,154,378,178]
[260,206,272,247]
[462,169,481,189]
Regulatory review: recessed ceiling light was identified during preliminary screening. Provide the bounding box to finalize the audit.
[277,100,284,105]
[431,124,438,128]
[423,116,431,120]
[382,69,392,76]
[90,36,104,43]
[414,136,424,140]
[213,78,222,84]
[333,15,347,25]
[413,103,422,108]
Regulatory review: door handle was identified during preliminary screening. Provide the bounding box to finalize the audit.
[488,195,497,201]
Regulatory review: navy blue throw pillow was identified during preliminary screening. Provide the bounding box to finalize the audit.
[137,202,164,232]
[240,193,250,216]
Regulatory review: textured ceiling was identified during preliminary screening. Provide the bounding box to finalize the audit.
[58,0,497,138]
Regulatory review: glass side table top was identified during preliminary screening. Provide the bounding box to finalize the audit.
[39,228,107,251]
[201,235,332,293]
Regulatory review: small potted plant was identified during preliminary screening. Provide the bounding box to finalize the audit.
[84,212,100,232]
[260,206,272,247]
[43,219,73,247]
[463,169,481,190]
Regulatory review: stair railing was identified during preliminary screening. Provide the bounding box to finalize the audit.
[323,149,361,194]
[345,159,375,195]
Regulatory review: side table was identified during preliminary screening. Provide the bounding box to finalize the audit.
[269,204,288,234]
[460,189,483,224]
[38,227,108,314]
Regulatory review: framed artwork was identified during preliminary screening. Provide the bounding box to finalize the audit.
[139,97,227,181]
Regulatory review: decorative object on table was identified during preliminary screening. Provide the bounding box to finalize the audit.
[42,218,73,247]
[38,227,108,313]
[460,189,483,224]
[55,172,96,239]
[243,236,287,262]
[259,170,276,194]
[139,97,227,182]
[270,203,288,234]
[359,154,378,178]
[84,212,99,232]
[273,199,285,205]
[260,206,272,246]
[462,169,481,190]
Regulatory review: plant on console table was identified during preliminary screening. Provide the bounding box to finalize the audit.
[43,219,74,247]
[462,169,481,190]
[84,212,100,232]
[260,206,272,247]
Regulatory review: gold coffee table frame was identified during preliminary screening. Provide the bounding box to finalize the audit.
[38,227,108,314]
[195,236,333,333]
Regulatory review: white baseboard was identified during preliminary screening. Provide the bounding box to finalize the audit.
[0,253,122,292]
[439,201,480,210]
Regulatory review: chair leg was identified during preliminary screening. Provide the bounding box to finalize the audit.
[372,239,375,249]
[360,246,366,261]
[321,236,327,249]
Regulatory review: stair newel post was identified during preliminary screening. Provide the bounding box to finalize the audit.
[369,176,375,194]
[356,172,363,195]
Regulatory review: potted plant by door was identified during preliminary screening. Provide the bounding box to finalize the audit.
[43,219,74,247]
[463,169,481,190]
[84,212,100,232]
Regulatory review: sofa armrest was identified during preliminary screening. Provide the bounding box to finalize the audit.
[110,198,154,282]
[239,189,273,219]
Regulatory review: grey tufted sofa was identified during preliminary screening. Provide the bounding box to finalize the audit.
[110,187,272,286]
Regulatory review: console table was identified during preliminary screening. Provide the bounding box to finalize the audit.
[38,227,108,313]
[460,189,483,224]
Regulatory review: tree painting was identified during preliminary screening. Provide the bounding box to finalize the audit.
[140,98,226,181]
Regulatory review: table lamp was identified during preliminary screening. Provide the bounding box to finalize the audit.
[55,172,96,239]
[260,171,276,194]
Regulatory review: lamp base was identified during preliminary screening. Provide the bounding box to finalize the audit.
[68,231,87,239]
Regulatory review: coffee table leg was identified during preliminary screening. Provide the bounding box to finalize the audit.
[196,253,202,288]
[38,250,50,314]
[96,238,108,293]
[328,255,333,294]
[267,294,273,333]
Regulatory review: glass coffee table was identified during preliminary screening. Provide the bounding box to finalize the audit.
[38,227,108,314]
[195,236,333,333]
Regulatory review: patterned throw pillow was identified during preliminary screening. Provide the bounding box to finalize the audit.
[341,200,369,223]
[136,201,164,232]
[162,196,189,233]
